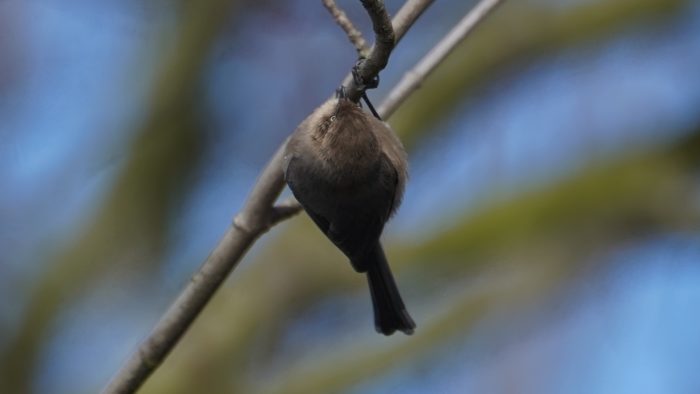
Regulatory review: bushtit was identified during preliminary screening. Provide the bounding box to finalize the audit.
[283,94,415,335]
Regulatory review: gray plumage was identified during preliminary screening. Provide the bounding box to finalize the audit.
[283,97,415,335]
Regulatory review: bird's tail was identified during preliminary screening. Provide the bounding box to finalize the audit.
[365,245,415,335]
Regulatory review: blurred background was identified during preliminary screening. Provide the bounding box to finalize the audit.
[1,0,699,393]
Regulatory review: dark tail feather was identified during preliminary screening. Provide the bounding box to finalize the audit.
[365,245,415,335]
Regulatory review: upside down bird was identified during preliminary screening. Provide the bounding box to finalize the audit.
[283,93,415,335]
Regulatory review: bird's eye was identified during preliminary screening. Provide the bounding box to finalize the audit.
[330,115,337,122]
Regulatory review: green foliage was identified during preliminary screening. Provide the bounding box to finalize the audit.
[2,0,696,393]
[391,0,686,149]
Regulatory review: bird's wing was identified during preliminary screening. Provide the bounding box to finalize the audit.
[327,154,398,270]
[284,154,399,273]
[284,156,331,234]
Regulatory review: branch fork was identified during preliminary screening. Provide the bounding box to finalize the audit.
[103,1,504,392]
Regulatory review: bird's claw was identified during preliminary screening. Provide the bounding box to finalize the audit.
[335,86,348,100]
[352,59,379,90]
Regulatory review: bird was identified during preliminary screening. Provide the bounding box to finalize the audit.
[283,94,415,335]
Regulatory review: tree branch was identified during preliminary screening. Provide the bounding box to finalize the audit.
[391,0,436,45]
[379,0,506,117]
[102,0,503,392]
[342,0,395,102]
[102,144,294,394]
[340,0,436,103]
[322,0,370,57]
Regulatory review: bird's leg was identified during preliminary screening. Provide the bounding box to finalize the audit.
[352,59,382,120]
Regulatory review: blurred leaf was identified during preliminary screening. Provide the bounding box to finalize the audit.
[250,130,700,394]
[0,1,239,392]
[143,131,700,393]
[391,0,688,148]
[138,1,698,393]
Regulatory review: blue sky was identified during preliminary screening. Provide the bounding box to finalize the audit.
[2,1,699,393]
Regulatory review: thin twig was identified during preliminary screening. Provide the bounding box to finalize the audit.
[102,143,295,394]
[342,0,395,102]
[340,0,436,101]
[322,0,370,57]
[391,0,436,45]
[270,197,303,224]
[379,0,506,118]
[102,0,505,392]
